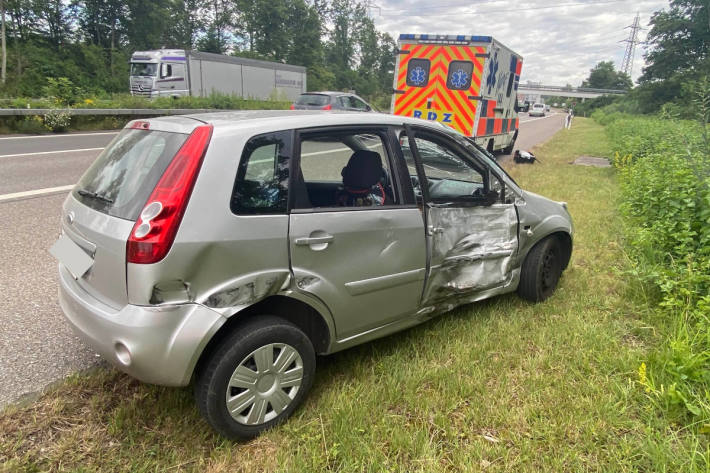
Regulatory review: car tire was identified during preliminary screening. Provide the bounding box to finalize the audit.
[194,316,316,440]
[517,237,563,302]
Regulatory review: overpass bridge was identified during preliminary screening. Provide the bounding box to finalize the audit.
[517,84,627,99]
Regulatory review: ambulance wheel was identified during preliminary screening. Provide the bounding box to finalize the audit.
[503,133,517,154]
[486,140,494,155]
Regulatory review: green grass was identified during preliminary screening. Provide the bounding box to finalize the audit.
[1,118,705,472]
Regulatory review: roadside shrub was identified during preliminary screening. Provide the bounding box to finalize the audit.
[604,94,710,424]
[43,110,72,132]
[15,116,49,133]
[42,77,85,106]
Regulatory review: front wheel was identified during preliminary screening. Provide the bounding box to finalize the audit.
[517,237,563,302]
[195,316,316,439]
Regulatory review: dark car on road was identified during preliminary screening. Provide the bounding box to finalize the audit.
[291,91,374,112]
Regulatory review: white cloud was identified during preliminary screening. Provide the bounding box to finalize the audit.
[371,0,669,86]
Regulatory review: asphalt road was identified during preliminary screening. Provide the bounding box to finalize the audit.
[0,112,565,408]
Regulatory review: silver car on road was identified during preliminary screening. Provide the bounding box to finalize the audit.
[51,111,573,439]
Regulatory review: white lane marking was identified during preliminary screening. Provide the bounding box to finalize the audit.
[0,185,74,202]
[251,145,374,164]
[0,132,118,140]
[519,113,558,124]
[302,146,354,157]
[0,147,104,158]
[3,145,365,199]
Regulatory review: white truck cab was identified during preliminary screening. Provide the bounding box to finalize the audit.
[130,49,189,98]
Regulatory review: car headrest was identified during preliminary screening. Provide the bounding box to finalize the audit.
[341,150,383,190]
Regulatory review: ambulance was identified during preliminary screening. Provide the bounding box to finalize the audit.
[391,34,523,154]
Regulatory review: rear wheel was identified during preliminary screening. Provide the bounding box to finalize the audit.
[517,237,563,302]
[486,139,495,155]
[502,131,517,155]
[195,316,316,439]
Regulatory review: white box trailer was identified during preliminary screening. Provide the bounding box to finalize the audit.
[391,34,523,153]
[130,49,307,101]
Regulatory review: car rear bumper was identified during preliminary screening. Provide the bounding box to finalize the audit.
[58,264,226,386]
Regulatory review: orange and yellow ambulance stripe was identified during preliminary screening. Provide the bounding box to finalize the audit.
[393,43,486,136]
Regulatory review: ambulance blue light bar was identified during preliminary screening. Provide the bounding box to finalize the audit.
[399,34,492,44]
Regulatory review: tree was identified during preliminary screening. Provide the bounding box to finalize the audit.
[640,0,710,83]
[581,61,632,90]
[196,0,232,54]
[1,0,6,84]
[168,0,202,49]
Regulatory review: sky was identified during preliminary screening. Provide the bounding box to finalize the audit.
[370,0,670,86]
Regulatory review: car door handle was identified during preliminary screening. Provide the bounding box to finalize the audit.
[295,235,334,246]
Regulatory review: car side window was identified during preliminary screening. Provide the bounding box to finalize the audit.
[231,132,291,214]
[293,131,399,209]
[337,96,349,108]
[401,131,500,204]
[350,97,369,111]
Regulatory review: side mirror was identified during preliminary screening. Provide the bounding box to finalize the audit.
[160,63,169,78]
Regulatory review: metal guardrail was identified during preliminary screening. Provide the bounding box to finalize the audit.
[0,108,216,116]
[518,84,627,95]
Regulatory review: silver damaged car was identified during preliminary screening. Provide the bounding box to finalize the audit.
[51,111,573,439]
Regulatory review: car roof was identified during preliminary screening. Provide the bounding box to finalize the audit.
[155,110,444,135]
[300,91,351,97]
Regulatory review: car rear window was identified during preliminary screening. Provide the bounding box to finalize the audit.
[296,94,330,106]
[73,128,188,220]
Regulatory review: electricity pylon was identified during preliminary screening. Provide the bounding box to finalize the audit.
[620,13,642,77]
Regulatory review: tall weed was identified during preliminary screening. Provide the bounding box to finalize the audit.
[599,95,710,426]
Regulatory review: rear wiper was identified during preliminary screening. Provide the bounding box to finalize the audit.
[77,188,114,204]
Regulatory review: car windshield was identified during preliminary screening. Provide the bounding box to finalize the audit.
[296,94,330,106]
[130,63,158,77]
[534,104,544,109]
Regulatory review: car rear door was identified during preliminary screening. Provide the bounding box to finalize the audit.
[402,125,518,309]
[288,126,426,340]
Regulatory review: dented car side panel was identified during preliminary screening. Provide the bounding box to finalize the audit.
[422,203,518,307]
[127,130,292,313]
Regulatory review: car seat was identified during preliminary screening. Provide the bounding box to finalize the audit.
[337,150,386,207]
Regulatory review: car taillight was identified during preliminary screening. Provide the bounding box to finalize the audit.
[130,120,151,130]
[290,104,295,110]
[322,104,332,110]
[126,124,213,264]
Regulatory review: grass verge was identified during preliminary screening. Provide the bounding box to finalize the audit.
[1,118,704,472]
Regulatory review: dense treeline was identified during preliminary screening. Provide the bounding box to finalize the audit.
[0,0,395,102]
[575,0,709,117]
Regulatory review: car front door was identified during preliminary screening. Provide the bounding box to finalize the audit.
[288,127,427,340]
[402,125,519,310]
